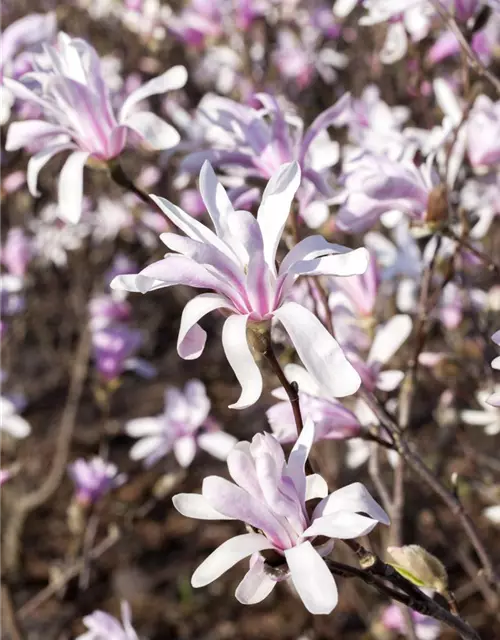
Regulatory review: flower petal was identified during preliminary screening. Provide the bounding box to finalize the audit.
[221,314,263,410]
[177,293,233,360]
[274,302,361,398]
[312,482,390,525]
[299,93,351,163]
[191,533,273,588]
[235,555,277,605]
[125,112,180,150]
[286,418,315,502]
[198,431,237,460]
[304,511,379,539]
[305,474,329,501]
[2,414,31,438]
[289,247,369,278]
[125,417,163,437]
[368,314,412,367]
[120,65,187,121]
[174,436,197,467]
[285,541,338,614]
[199,161,235,237]
[172,492,234,520]
[57,150,90,224]
[129,436,165,461]
[376,369,405,392]
[27,141,75,197]
[257,162,301,272]
[5,120,67,151]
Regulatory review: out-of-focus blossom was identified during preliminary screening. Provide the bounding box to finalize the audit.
[331,251,380,318]
[267,363,362,443]
[467,95,500,170]
[76,601,138,640]
[126,379,236,467]
[461,172,500,238]
[484,505,500,526]
[122,0,170,42]
[461,388,500,433]
[104,254,139,286]
[1,227,32,278]
[378,603,441,640]
[5,33,187,223]
[68,456,126,505]
[336,154,440,233]
[89,294,132,329]
[0,274,25,325]
[0,12,57,124]
[487,331,500,406]
[1,170,26,196]
[168,0,222,48]
[173,420,389,614]
[180,93,351,228]
[112,162,368,409]
[0,395,31,439]
[360,1,435,64]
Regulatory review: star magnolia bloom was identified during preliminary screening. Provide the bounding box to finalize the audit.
[68,456,126,505]
[267,364,361,443]
[4,32,187,223]
[76,601,138,640]
[173,420,389,614]
[111,161,368,409]
[125,380,237,467]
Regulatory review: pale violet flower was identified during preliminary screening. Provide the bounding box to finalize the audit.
[68,456,126,505]
[0,395,31,439]
[76,601,138,640]
[330,251,380,319]
[125,380,237,467]
[111,162,368,409]
[467,95,500,171]
[173,420,389,614]
[5,33,187,223]
[1,227,32,278]
[267,364,362,443]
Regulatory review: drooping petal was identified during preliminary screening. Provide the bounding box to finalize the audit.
[119,65,187,121]
[221,314,263,410]
[124,112,180,150]
[129,436,166,461]
[285,542,338,614]
[367,314,412,367]
[256,162,301,273]
[279,235,356,277]
[57,150,90,224]
[27,141,75,197]
[274,302,361,398]
[177,293,234,360]
[235,555,277,605]
[191,533,273,588]
[172,492,234,520]
[303,511,379,539]
[312,482,390,525]
[299,93,351,163]
[2,414,31,439]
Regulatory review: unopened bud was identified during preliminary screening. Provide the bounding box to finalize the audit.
[387,545,448,593]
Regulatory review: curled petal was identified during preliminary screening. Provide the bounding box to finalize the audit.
[173,492,234,520]
[177,293,233,360]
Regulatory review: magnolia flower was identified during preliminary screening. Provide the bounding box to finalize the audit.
[467,95,500,170]
[461,387,500,434]
[91,324,143,381]
[1,227,32,278]
[5,32,187,223]
[0,395,31,439]
[168,0,222,47]
[173,420,389,614]
[267,364,361,443]
[68,456,126,505]
[460,173,500,239]
[111,162,368,409]
[76,601,138,640]
[337,154,440,233]
[125,380,237,467]
[331,251,380,319]
[379,603,441,640]
[180,92,351,228]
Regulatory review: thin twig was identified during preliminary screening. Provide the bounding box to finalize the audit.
[263,345,304,436]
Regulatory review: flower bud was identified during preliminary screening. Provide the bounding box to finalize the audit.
[387,545,448,593]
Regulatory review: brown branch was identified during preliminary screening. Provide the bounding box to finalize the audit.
[263,345,304,436]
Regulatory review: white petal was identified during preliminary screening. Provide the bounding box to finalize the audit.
[313,482,390,525]
[198,431,237,460]
[177,293,232,360]
[174,436,197,467]
[285,542,338,614]
[125,417,163,437]
[27,142,75,197]
[191,533,273,588]
[274,302,361,398]
[376,369,405,392]
[125,112,180,150]
[460,410,495,426]
[304,511,379,539]
[367,315,412,367]
[286,418,315,502]
[57,150,90,224]
[2,414,31,438]
[120,65,187,121]
[257,162,301,272]
[222,314,263,410]
[172,493,234,520]
[283,364,321,396]
[305,474,329,501]
[129,436,164,460]
[110,274,167,294]
[484,505,500,525]
[5,120,65,150]
[289,247,369,278]
[199,161,235,237]
[235,557,277,605]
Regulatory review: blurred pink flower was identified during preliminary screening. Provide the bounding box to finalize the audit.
[76,601,138,640]
[380,603,440,640]
[467,95,500,170]
[68,456,126,505]
[173,420,389,614]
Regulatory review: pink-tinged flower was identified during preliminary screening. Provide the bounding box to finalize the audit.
[125,380,237,467]
[360,1,435,64]
[173,420,389,614]
[461,387,500,433]
[91,324,143,382]
[111,162,368,409]
[4,33,187,223]
[180,93,351,228]
[379,603,441,640]
[1,227,32,278]
[0,395,31,439]
[331,251,380,318]
[267,364,362,443]
[336,154,439,233]
[76,601,138,640]
[467,95,500,170]
[89,294,132,329]
[68,456,126,505]
[445,0,481,22]
[348,315,413,393]
[168,0,222,48]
